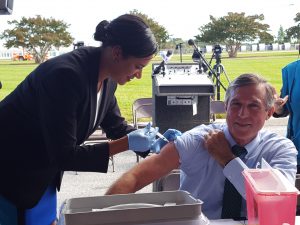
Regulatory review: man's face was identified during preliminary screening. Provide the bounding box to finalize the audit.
[225,84,274,146]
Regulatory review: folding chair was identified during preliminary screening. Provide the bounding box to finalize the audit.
[83,128,115,172]
[132,98,153,162]
[152,169,180,192]
[210,100,226,122]
[132,97,153,129]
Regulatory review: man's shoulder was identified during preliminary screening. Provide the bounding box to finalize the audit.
[283,60,300,75]
[287,59,300,68]
[187,122,226,134]
[259,129,295,148]
[196,122,226,130]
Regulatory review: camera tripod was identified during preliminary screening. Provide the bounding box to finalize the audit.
[176,42,183,63]
[188,39,227,95]
[209,51,230,100]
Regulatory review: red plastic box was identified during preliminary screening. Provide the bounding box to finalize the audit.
[243,169,299,225]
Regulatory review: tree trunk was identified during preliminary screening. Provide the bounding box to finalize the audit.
[34,56,42,64]
[227,44,241,58]
[34,53,46,64]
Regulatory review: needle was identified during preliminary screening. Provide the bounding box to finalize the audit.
[156,132,169,143]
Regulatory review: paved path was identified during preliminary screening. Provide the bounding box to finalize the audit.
[57,116,289,211]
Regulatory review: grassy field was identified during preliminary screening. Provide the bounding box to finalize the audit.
[0,51,299,122]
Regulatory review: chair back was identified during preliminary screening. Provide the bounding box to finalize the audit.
[210,100,226,121]
[132,98,153,129]
[210,100,226,114]
[152,169,180,192]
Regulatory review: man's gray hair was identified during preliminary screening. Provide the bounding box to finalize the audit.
[224,73,275,109]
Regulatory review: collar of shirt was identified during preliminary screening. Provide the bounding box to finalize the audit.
[223,126,262,160]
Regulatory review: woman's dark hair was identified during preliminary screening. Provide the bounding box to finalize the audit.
[94,14,158,58]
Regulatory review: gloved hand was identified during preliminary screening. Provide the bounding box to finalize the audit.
[150,129,182,153]
[127,122,158,152]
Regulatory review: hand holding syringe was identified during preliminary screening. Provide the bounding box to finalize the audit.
[148,124,182,153]
[156,132,169,143]
[144,123,169,143]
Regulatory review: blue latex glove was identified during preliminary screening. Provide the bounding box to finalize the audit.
[150,129,182,153]
[127,122,158,152]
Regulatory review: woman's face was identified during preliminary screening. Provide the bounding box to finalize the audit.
[110,47,154,85]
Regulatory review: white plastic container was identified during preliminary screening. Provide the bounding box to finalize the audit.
[62,190,208,225]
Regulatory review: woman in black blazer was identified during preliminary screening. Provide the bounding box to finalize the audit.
[0,14,160,225]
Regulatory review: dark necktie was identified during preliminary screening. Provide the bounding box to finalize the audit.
[221,145,247,219]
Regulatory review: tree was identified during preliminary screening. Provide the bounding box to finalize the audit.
[286,12,300,43]
[259,31,274,44]
[277,25,287,44]
[195,12,271,57]
[1,15,74,63]
[129,10,170,49]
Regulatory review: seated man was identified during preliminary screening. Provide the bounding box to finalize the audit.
[106,73,297,220]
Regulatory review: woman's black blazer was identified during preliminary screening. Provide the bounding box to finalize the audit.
[0,47,138,208]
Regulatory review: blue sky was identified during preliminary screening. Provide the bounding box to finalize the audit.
[0,0,299,46]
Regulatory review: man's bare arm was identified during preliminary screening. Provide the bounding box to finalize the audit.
[105,142,180,195]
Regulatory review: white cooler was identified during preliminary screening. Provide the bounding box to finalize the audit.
[61,190,209,225]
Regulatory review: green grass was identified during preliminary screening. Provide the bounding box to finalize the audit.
[0,60,37,97]
[1,51,299,122]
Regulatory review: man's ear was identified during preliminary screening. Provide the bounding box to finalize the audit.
[266,106,275,120]
[112,46,122,61]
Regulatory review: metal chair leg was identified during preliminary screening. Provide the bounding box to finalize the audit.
[110,156,115,172]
